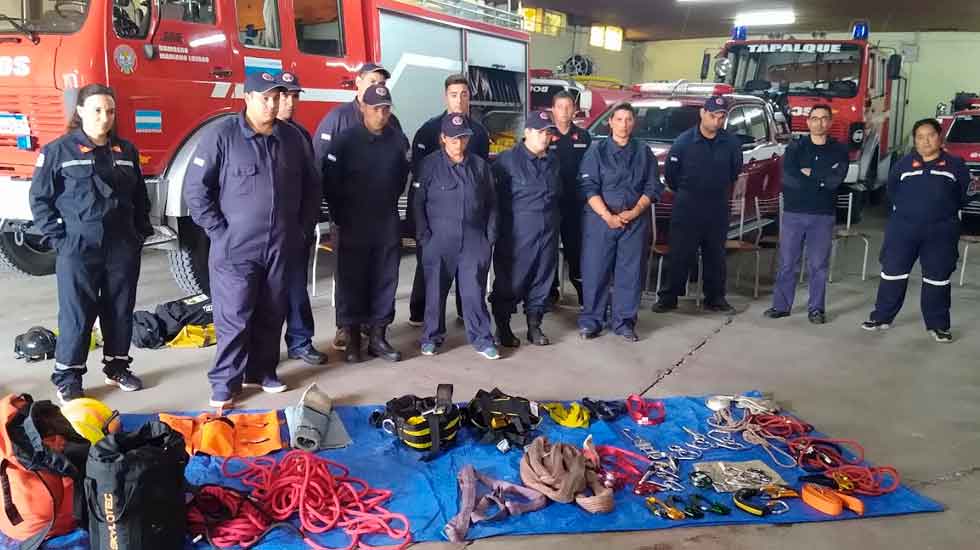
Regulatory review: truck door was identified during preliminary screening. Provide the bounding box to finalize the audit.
[107,0,233,177]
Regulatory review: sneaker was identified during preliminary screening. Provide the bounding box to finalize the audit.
[56,382,85,405]
[808,310,827,325]
[929,329,953,343]
[477,346,500,360]
[407,318,424,328]
[618,327,639,342]
[763,308,790,319]
[861,319,890,331]
[209,396,233,408]
[243,378,288,393]
[420,342,438,356]
[579,327,601,340]
[332,327,349,351]
[288,345,328,365]
[103,359,143,392]
[704,301,736,313]
[652,300,678,313]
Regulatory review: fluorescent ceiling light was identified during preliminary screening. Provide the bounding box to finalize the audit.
[604,26,623,52]
[734,9,796,27]
[590,25,605,47]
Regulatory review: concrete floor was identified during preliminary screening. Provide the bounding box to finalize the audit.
[2,207,978,549]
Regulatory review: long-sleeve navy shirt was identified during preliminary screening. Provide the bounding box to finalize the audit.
[664,126,742,219]
[781,135,849,215]
[888,150,972,224]
[578,137,662,213]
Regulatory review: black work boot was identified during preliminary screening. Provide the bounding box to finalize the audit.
[526,313,550,346]
[494,315,521,348]
[367,326,402,362]
[344,326,362,363]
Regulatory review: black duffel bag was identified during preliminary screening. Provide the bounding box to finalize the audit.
[84,421,189,550]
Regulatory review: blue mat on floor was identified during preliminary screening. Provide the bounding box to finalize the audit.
[9,394,942,549]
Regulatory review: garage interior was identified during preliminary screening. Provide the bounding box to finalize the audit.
[2,0,980,549]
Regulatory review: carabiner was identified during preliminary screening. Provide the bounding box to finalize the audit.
[645,496,686,520]
[707,429,749,451]
[666,495,704,519]
[682,427,715,451]
[691,494,731,515]
[668,444,702,460]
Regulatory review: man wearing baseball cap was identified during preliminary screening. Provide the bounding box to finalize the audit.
[273,71,328,366]
[312,62,402,355]
[322,84,409,364]
[183,71,321,407]
[488,110,562,348]
[654,95,743,315]
[413,114,499,360]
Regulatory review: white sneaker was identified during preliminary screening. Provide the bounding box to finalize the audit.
[929,329,953,343]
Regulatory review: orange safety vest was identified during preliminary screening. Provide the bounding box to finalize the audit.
[158,411,283,457]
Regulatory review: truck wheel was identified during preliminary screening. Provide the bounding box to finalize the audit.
[0,231,56,275]
[167,217,210,295]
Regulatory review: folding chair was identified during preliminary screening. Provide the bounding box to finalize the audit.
[310,221,335,306]
[644,202,701,305]
[958,200,980,286]
[828,192,870,282]
[726,197,762,298]
[754,193,782,277]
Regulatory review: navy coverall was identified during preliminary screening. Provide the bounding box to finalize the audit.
[549,123,592,301]
[578,137,662,334]
[29,130,153,384]
[659,127,743,306]
[184,114,320,400]
[408,112,491,322]
[323,124,409,328]
[489,143,561,318]
[313,100,401,329]
[870,151,972,330]
[282,119,318,355]
[413,151,497,350]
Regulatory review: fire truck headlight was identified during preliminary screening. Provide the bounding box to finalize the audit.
[715,58,732,78]
[849,122,865,149]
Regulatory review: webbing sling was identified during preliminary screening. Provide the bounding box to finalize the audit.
[443,465,547,542]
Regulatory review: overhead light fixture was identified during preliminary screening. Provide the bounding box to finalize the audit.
[604,26,623,52]
[734,9,796,27]
[590,25,605,48]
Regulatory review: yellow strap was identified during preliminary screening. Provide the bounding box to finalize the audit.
[542,402,590,428]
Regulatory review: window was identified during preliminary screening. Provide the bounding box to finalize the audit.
[589,105,701,142]
[114,0,151,39]
[948,116,980,143]
[0,0,90,34]
[727,105,768,145]
[294,0,343,56]
[160,0,215,25]
[235,0,280,49]
[521,8,565,37]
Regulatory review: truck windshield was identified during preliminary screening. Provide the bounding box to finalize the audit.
[726,43,863,99]
[947,116,980,144]
[0,0,91,35]
[590,104,700,143]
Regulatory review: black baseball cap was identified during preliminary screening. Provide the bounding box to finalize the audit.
[363,84,393,107]
[441,113,473,139]
[277,71,302,92]
[704,95,730,113]
[526,110,556,131]
[358,63,391,79]
[245,71,285,94]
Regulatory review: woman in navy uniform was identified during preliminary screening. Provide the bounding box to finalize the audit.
[862,118,973,342]
[29,83,151,403]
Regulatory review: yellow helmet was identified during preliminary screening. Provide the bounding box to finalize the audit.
[60,398,120,444]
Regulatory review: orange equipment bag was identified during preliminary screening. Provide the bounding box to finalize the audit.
[0,394,90,550]
[158,411,283,457]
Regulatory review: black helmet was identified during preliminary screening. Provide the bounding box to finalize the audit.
[14,326,57,362]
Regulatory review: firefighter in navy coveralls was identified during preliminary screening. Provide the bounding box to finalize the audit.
[313,63,400,354]
[413,114,499,360]
[577,103,662,342]
[275,71,328,365]
[549,90,592,306]
[407,74,491,326]
[30,83,151,404]
[653,95,743,314]
[322,84,409,363]
[184,72,321,407]
[862,118,973,343]
[490,110,561,348]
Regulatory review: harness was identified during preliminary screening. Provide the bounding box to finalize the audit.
[466,388,542,451]
[369,384,461,460]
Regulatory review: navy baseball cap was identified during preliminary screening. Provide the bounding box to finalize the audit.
[704,95,729,112]
[358,63,391,79]
[526,110,556,131]
[363,84,393,107]
[245,71,285,94]
[441,113,473,139]
[277,71,302,92]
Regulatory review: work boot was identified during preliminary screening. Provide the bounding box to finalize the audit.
[332,327,349,351]
[367,326,402,362]
[344,327,362,363]
[526,313,550,346]
[494,315,521,348]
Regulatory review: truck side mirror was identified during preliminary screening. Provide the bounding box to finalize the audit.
[887,54,902,80]
[700,53,710,81]
[579,90,593,113]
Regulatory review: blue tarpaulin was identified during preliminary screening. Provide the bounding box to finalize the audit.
[3,394,942,549]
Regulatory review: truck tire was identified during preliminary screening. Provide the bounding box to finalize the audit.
[167,217,210,295]
[0,231,56,275]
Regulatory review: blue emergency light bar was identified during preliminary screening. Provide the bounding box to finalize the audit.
[852,21,869,40]
[731,26,747,41]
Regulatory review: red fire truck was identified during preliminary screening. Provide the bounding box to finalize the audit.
[709,22,906,202]
[0,0,529,293]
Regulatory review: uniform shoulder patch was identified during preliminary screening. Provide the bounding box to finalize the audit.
[35,153,45,167]
[193,157,205,167]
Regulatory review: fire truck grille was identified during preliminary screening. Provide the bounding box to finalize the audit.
[0,90,65,176]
